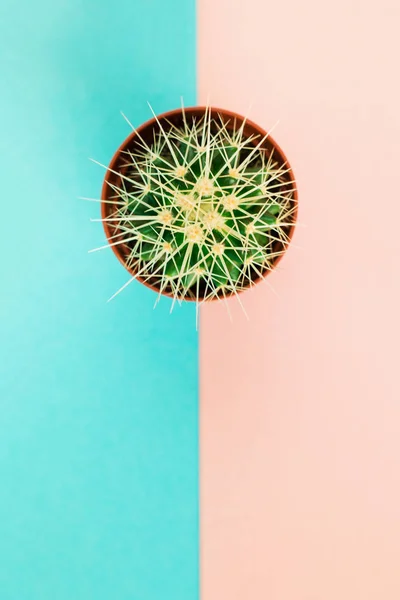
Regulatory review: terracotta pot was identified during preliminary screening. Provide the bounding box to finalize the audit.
[101,106,298,301]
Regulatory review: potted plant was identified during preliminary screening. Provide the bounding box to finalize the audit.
[92,106,298,304]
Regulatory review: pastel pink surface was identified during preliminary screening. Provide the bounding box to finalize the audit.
[199,1,400,599]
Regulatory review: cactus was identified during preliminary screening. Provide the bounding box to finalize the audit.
[91,106,297,309]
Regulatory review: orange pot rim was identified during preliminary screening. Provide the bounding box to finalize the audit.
[101,106,298,302]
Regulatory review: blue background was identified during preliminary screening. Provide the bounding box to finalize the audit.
[0,1,198,598]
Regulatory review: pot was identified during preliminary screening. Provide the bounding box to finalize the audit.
[101,106,298,301]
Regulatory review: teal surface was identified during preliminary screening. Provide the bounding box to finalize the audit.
[0,1,198,599]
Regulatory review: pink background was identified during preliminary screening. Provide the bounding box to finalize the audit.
[199,1,400,598]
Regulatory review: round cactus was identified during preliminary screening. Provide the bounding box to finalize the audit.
[93,106,297,306]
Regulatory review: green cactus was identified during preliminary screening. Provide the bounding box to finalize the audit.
[91,107,297,307]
